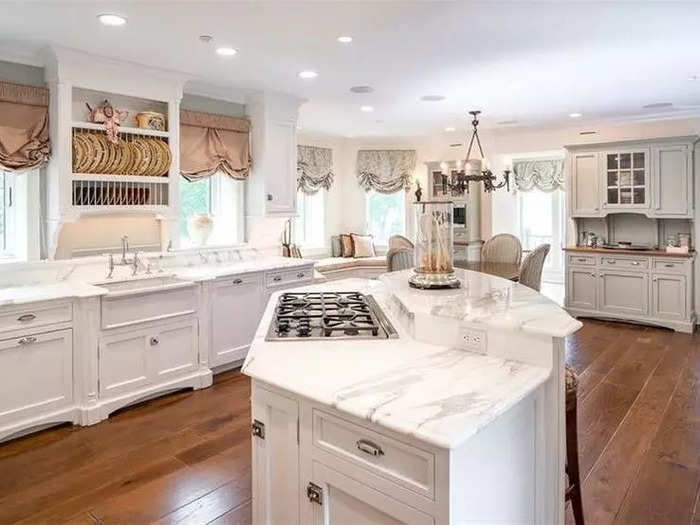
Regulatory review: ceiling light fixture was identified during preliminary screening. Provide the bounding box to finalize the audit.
[444,126,456,132]
[440,110,510,195]
[569,112,583,118]
[97,13,127,26]
[298,70,318,79]
[421,95,446,102]
[360,105,374,112]
[337,36,353,43]
[199,35,213,43]
[216,47,238,57]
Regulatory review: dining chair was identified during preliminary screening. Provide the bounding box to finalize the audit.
[388,234,414,251]
[386,248,414,272]
[518,243,551,291]
[481,233,523,266]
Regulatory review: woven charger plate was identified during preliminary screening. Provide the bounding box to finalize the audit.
[142,138,159,176]
[149,138,167,176]
[87,134,107,174]
[156,139,172,176]
[97,135,115,174]
[113,138,128,174]
[125,139,142,174]
[72,134,85,172]
[73,134,91,173]
[132,139,152,176]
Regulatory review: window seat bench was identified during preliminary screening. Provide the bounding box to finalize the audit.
[314,255,387,281]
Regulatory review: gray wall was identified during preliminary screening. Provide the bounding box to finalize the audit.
[181,93,245,117]
[0,60,44,86]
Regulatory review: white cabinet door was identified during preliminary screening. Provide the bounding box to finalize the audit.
[601,149,650,210]
[0,329,73,427]
[252,384,300,525]
[598,270,649,316]
[210,274,263,367]
[652,144,691,217]
[570,152,600,216]
[99,329,150,397]
[308,461,434,525]
[651,274,687,320]
[149,318,198,381]
[566,267,597,310]
[266,119,297,216]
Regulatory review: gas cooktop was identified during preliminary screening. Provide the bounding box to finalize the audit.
[265,292,398,341]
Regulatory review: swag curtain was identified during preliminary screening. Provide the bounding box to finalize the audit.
[297,145,334,194]
[180,109,251,182]
[513,158,565,192]
[356,149,416,194]
[0,81,51,172]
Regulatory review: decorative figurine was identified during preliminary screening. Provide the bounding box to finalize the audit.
[86,100,129,144]
[414,180,423,202]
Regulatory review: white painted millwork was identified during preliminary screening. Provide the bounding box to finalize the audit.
[569,151,600,217]
[0,255,314,442]
[245,275,579,524]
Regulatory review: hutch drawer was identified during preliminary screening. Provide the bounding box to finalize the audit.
[651,258,690,274]
[0,302,72,336]
[599,256,649,270]
[567,254,596,266]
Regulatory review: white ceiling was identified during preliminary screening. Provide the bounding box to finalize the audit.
[2,1,700,137]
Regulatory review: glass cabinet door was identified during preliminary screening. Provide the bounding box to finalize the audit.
[605,151,647,207]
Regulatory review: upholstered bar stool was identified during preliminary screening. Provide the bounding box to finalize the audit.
[565,365,585,525]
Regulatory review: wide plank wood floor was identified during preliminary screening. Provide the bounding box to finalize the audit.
[0,319,697,524]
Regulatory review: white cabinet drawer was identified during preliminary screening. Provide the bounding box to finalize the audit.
[312,409,435,499]
[266,267,312,288]
[599,256,648,270]
[101,285,197,330]
[567,254,596,266]
[651,258,690,274]
[0,302,72,335]
[0,329,73,426]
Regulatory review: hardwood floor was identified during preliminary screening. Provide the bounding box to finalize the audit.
[0,319,697,524]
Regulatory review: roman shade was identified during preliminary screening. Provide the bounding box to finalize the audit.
[180,109,251,181]
[0,81,50,172]
[297,145,333,194]
[356,149,416,194]
[513,158,564,192]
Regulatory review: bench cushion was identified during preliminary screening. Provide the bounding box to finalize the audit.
[315,255,387,272]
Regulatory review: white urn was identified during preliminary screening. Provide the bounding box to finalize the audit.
[187,214,214,247]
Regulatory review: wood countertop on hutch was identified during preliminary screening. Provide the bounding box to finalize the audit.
[564,246,694,258]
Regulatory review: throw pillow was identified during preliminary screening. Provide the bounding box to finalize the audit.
[331,235,343,257]
[340,234,354,257]
[351,234,376,258]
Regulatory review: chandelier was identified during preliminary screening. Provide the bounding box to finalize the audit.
[442,110,510,194]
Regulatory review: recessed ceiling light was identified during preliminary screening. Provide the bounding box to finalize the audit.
[350,85,373,94]
[421,95,446,102]
[216,47,238,57]
[97,13,127,26]
[298,70,318,79]
[569,112,583,118]
[360,105,374,112]
[337,36,353,43]
[642,102,673,109]
[199,35,213,43]
[444,126,456,132]
[497,120,518,125]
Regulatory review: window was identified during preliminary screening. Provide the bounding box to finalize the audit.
[366,190,405,245]
[295,190,325,248]
[519,189,565,282]
[179,172,244,247]
[0,172,16,258]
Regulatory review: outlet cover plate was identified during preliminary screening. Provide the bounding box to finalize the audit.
[458,325,487,354]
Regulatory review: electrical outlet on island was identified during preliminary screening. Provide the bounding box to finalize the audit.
[458,325,487,354]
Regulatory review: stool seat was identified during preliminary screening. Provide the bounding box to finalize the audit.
[565,365,579,406]
[564,363,584,524]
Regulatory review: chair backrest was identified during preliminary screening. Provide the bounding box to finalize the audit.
[481,233,523,265]
[388,234,414,251]
[386,248,414,272]
[519,244,551,291]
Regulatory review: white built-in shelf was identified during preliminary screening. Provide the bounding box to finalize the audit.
[71,173,169,184]
[71,121,170,138]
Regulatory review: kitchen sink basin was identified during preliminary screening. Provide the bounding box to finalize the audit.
[97,276,194,296]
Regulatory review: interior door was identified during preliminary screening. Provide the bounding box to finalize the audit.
[308,461,434,525]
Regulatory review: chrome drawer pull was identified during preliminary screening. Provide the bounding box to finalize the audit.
[664,263,674,268]
[18,336,37,345]
[356,438,384,457]
[606,260,616,264]
[631,262,640,266]
[297,272,305,278]
[232,278,243,284]
[273,275,282,282]
[17,313,36,323]
[577,258,587,262]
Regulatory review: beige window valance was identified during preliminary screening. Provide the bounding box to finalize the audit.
[356,149,416,194]
[180,109,252,182]
[0,81,51,172]
[513,158,565,192]
[297,145,333,195]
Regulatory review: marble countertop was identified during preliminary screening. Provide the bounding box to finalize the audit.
[381,269,581,339]
[243,277,562,449]
[0,256,315,306]
[0,282,108,307]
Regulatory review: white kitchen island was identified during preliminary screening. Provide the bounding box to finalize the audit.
[243,269,582,525]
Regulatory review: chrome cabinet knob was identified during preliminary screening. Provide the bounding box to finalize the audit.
[232,278,243,285]
[150,336,159,346]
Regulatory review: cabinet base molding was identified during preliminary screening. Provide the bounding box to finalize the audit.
[0,406,80,443]
[566,307,696,333]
